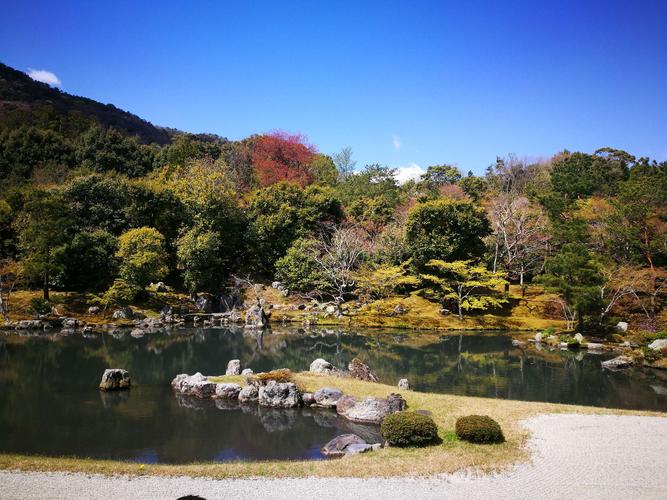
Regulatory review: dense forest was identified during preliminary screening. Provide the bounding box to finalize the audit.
[0,63,665,334]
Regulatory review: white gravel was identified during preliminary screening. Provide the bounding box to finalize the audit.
[1,413,666,500]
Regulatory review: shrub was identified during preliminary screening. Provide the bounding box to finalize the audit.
[455,415,504,444]
[251,368,294,385]
[28,298,51,316]
[380,411,439,447]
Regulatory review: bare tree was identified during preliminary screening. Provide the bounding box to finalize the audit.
[332,147,356,181]
[489,195,550,287]
[313,225,367,315]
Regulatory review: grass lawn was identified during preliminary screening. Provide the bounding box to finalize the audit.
[0,373,662,479]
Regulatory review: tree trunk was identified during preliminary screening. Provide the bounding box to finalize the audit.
[457,301,463,320]
[43,271,49,302]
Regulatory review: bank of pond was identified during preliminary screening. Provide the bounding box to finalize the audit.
[0,327,665,464]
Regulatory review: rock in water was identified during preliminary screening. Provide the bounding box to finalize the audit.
[226,359,242,375]
[238,385,259,403]
[313,387,343,408]
[215,383,242,399]
[321,434,368,458]
[601,356,633,370]
[245,300,267,328]
[398,378,410,390]
[99,369,131,391]
[348,358,378,382]
[171,372,217,398]
[574,333,585,343]
[258,381,302,408]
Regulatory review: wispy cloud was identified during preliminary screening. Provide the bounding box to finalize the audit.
[392,134,402,150]
[27,68,61,87]
[394,162,424,184]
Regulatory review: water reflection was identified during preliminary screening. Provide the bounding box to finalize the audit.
[0,327,665,463]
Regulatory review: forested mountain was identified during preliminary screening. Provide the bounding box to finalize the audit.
[0,63,172,144]
[0,61,665,337]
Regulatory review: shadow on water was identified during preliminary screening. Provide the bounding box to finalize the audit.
[0,326,665,462]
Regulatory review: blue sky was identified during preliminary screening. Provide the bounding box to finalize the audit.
[1,0,666,178]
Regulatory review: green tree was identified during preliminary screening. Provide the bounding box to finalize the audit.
[275,238,324,293]
[308,154,338,185]
[52,230,118,291]
[16,192,72,300]
[247,182,342,273]
[353,261,419,302]
[405,199,490,270]
[176,227,226,295]
[538,243,603,329]
[116,227,168,288]
[420,165,462,188]
[421,260,508,320]
[76,126,155,177]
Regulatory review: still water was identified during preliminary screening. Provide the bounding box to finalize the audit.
[0,327,665,463]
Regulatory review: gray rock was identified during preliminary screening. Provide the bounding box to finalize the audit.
[313,387,343,408]
[648,339,667,351]
[215,383,242,399]
[310,358,333,373]
[154,281,167,292]
[337,394,406,424]
[130,328,145,338]
[111,307,133,320]
[302,392,316,406]
[195,296,213,313]
[171,372,217,398]
[534,331,543,343]
[574,333,584,343]
[241,368,254,376]
[245,300,268,328]
[99,368,130,391]
[345,443,373,454]
[258,380,301,408]
[348,358,378,382]
[226,359,242,375]
[615,321,629,332]
[82,325,94,334]
[238,385,259,403]
[16,320,44,330]
[601,356,634,370]
[321,434,367,458]
[398,378,410,390]
[586,342,605,350]
[87,306,101,315]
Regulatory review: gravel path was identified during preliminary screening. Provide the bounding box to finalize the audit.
[1,413,666,499]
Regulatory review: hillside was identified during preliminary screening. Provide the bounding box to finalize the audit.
[0,62,172,145]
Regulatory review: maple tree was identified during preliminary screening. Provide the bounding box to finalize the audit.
[251,131,317,187]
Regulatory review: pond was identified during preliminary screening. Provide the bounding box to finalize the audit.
[0,326,665,463]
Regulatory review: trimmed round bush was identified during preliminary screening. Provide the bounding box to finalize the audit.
[380,411,439,447]
[455,415,505,444]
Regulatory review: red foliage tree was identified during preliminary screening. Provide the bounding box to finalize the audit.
[251,131,317,187]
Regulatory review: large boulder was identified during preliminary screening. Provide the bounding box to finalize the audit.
[601,356,634,370]
[245,300,268,328]
[310,358,333,374]
[321,434,370,458]
[215,383,242,399]
[648,339,667,352]
[111,307,133,320]
[313,387,343,408]
[238,385,259,403]
[348,358,378,382]
[171,372,217,398]
[258,380,302,408]
[16,320,45,330]
[336,394,406,424]
[226,359,242,375]
[99,368,131,391]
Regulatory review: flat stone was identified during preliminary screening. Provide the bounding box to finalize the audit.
[602,356,634,370]
[337,394,406,424]
[321,434,367,458]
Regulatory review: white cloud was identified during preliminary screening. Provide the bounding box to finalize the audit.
[394,162,424,184]
[392,134,402,149]
[27,68,61,87]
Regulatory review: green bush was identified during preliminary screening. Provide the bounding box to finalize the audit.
[455,415,504,444]
[381,411,439,447]
[28,298,51,316]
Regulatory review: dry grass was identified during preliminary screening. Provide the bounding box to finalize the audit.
[0,373,661,479]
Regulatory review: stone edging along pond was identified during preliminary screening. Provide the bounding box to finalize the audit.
[170,358,408,457]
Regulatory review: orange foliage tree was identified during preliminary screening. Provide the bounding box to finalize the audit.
[251,131,317,187]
